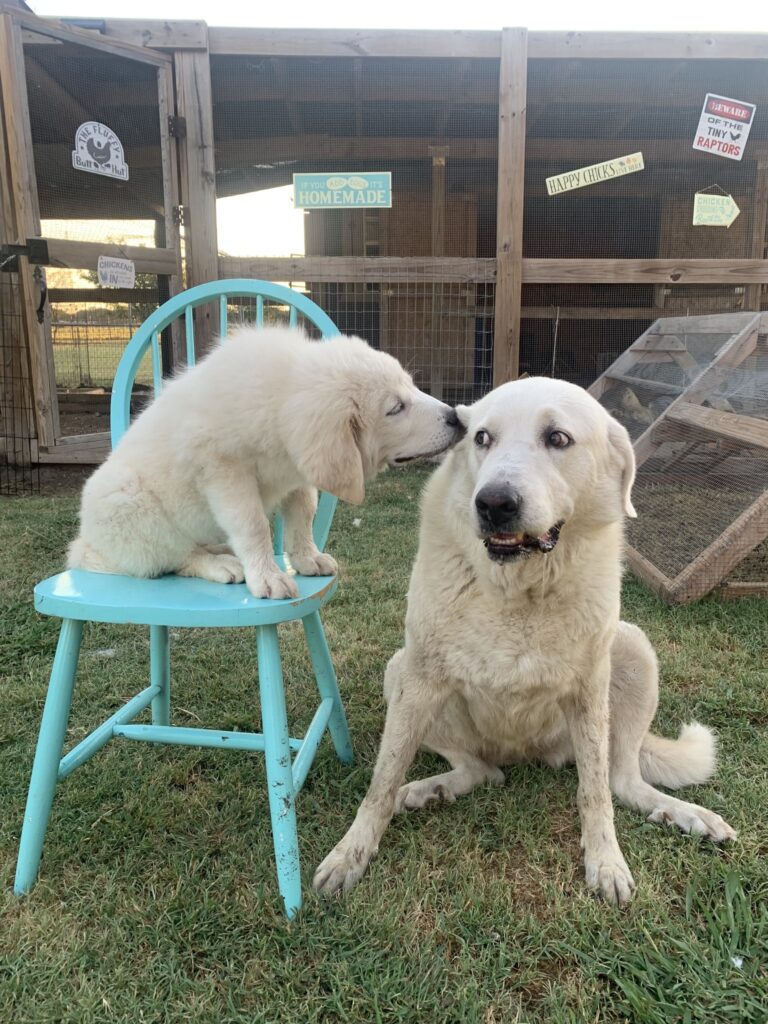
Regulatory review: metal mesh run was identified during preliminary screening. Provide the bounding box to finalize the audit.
[589,311,767,600]
[0,272,39,494]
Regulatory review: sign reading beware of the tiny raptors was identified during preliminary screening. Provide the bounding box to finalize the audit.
[693,94,756,162]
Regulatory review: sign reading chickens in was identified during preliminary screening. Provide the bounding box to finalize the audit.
[693,94,756,161]
[72,122,129,180]
[293,172,392,208]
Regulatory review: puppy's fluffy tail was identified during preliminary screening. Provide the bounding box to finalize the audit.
[639,723,717,789]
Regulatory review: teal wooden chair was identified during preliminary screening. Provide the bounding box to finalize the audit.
[15,280,353,918]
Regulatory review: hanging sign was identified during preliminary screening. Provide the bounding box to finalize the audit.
[97,255,135,289]
[293,172,392,209]
[72,122,129,180]
[692,192,740,227]
[692,95,756,161]
[546,153,644,196]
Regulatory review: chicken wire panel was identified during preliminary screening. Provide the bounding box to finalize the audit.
[304,279,493,404]
[0,273,39,494]
[21,30,164,240]
[211,54,499,260]
[588,312,768,599]
[525,58,768,262]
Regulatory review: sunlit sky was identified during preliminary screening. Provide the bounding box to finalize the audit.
[30,1,767,265]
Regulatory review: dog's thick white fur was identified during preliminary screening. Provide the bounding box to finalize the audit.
[68,326,461,599]
[315,377,735,903]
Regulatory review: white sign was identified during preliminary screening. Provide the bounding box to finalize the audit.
[693,94,756,162]
[97,255,135,289]
[72,122,129,180]
[546,153,644,196]
[692,193,740,228]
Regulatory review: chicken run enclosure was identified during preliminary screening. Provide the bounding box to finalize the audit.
[0,9,767,598]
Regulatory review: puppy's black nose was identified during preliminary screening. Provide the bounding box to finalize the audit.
[475,486,523,529]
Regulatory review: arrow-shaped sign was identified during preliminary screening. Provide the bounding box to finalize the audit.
[692,192,740,228]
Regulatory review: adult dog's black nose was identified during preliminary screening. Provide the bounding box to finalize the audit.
[475,486,523,529]
[445,408,465,434]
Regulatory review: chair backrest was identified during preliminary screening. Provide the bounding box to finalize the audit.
[110,279,342,553]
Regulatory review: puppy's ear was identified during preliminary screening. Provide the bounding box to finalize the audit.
[607,417,637,519]
[284,399,366,505]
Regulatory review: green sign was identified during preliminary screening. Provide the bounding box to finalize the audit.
[293,172,392,209]
[692,192,740,227]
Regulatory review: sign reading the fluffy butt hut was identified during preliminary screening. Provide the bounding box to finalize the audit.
[693,95,756,161]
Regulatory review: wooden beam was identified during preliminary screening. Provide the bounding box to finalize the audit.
[60,17,208,51]
[522,259,768,284]
[669,492,768,604]
[0,11,57,448]
[352,58,363,136]
[745,157,768,310]
[218,255,496,283]
[175,44,219,351]
[46,238,180,275]
[14,10,171,65]
[656,402,768,450]
[528,31,768,60]
[718,581,768,599]
[207,27,768,60]
[429,146,448,258]
[208,27,502,59]
[625,547,676,602]
[493,27,527,386]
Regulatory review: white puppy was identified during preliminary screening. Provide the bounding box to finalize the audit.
[68,326,461,598]
[315,377,735,903]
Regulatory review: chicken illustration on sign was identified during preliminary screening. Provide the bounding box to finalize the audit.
[72,122,129,181]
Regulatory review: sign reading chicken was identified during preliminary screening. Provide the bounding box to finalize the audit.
[72,122,129,181]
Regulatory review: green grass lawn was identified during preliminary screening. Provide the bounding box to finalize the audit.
[1,466,766,1023]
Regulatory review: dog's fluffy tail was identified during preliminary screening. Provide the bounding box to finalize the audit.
[639,723,717,789]
[67,537,112,573]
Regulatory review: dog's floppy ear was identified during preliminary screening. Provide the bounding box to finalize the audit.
[607,416,637,519]
[284,396,366,505]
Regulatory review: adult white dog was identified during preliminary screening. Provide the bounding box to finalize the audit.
[315,377,735,904]
[68,326,461,599]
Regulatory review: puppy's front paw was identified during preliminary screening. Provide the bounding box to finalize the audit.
[585,849,636,906]
[313,835,376,895]
[290,551,338,577]
[246,568,299,600]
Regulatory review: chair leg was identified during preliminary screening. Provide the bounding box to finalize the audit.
[256,624,302,919]
[15,618,84,895]
[150,625,170,726]
[303,611,353,765]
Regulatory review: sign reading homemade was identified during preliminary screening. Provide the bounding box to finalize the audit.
[293,172,392,209]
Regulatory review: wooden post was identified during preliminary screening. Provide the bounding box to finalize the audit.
[0,11,56,450]
[429,145,448,399]
[174,42,219,352]
[745,157,768,311]
[493,27,528,385]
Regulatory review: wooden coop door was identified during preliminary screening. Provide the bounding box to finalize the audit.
[0,10,181,463]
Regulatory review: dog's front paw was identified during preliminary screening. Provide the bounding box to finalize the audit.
[246,568,299,600]
[585,850,636,906]
[313,835,376,895]
[290,551,338,577]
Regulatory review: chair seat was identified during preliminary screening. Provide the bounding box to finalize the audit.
[34,558,338,628]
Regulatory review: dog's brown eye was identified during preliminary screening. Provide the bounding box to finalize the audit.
[547,430,572,449]
[474,429,491,448]
[387,400,405,416]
